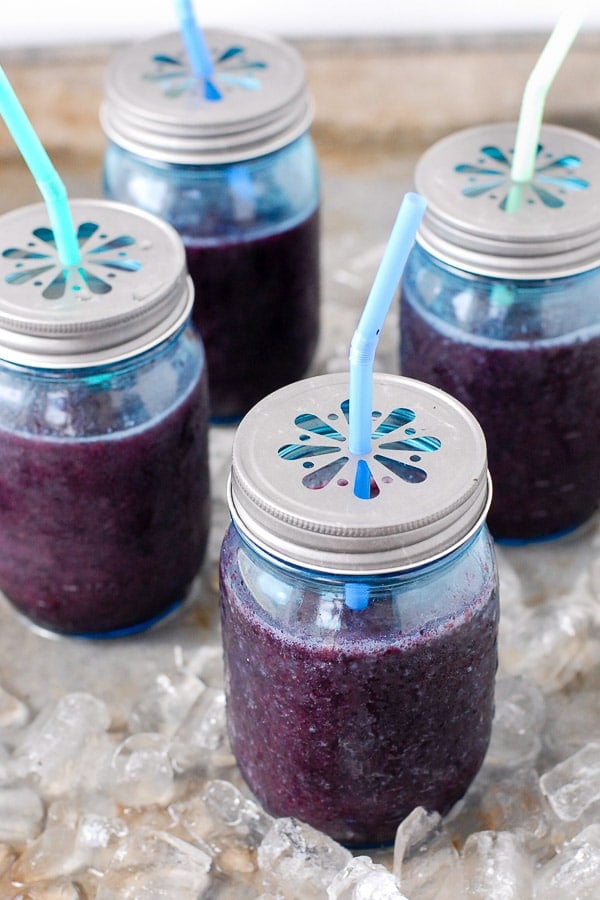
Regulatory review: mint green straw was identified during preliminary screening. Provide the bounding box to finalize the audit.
[0,65,81,267]
[510,7,585,186]
[349,192,426,456]
[175,0,214,79]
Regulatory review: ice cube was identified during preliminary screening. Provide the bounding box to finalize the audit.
[443,766,495,848]
[172,783,271,879]
[47,793,120,830]
[480,767,553,846]
[257,817,352,898]
[122,804,177,836]
[461,830,534,899]
[10,823,85,883]
[0,784,44,844]
[75,812,128,870]
[534,824,600,899]
[96,828,212,899]
[499,577,600,693]
[168,794,214,846]
[393,807,440,865]
[544,688,600,763]
[327,855,406,899]
[169,687,233,774]
[486,676,545,769]
[128,667,205,736]
[108,733,174,807]
[14,693,111,798]
[540,742,600,822]
[9,879,86,899]
[393,807,464,899]
[0,683,30,732]
[202,780,273,849]
[186,644,225,689]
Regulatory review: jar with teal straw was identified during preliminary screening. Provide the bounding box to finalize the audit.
[0,66,210,637]
[400,122,600,541]
[400,13,599,541]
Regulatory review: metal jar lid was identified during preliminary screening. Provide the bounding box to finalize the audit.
[415,122,600,279]
[228,373,491,574]
[0,199,193,368]
[100,28,313,165]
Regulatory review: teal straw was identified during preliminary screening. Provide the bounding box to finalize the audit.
[0,65,81,268]
[175,0,214,79]
[349,192,426,456]
[510,7,585,185]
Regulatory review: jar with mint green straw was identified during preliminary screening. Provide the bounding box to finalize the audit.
[219,194,499,846]
[100,1,320,423]
[400,12,600,541]
[0,66,210,637]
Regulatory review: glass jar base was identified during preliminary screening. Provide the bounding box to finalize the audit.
[493,511,598,547]
[6,595,190,641]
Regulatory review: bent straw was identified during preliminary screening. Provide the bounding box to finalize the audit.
[175,0,214,79]
[510,7,585,185]
[0,65,80,267]
[349,192,426,456]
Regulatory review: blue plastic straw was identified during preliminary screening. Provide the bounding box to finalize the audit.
[0,65,81,267]
[349,192,426,456]
[175,0,214,79]
[344,582,370,611]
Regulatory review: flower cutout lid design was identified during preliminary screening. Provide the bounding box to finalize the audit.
[101,28,313,164]
[0,200,192,368]
[229,373,490,574]
[415,123,600,279]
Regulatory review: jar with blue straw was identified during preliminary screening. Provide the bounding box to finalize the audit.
[101,0,320,423]
[219,194,499,846]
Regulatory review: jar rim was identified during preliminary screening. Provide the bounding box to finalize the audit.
[229,472,493,575]
[0,200,193,368]
[415,122,600,279]
[228,373,492,574]
[101,28,314,165]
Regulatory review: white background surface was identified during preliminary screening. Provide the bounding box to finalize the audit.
[1,1,599,47]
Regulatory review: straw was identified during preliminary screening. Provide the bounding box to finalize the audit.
[0,65,81,267]
[510,7,585,185]
[348,192,426,456]
[175,0,215,80]
[345,582,369,611]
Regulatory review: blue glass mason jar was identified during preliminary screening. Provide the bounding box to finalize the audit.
[101,28,321,423]
[219,373,499,847]
[400,123,600,541]
[0,200,210,637]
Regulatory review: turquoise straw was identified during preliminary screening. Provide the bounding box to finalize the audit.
[348,192,426,456]
[510,7,585,185]
[0,65,81,268]
[175,0,215,79]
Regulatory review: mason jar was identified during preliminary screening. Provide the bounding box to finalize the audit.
[0,199,210,637]
[101,27,320,423]
[400,123,600,541]
[219,372,498,847]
